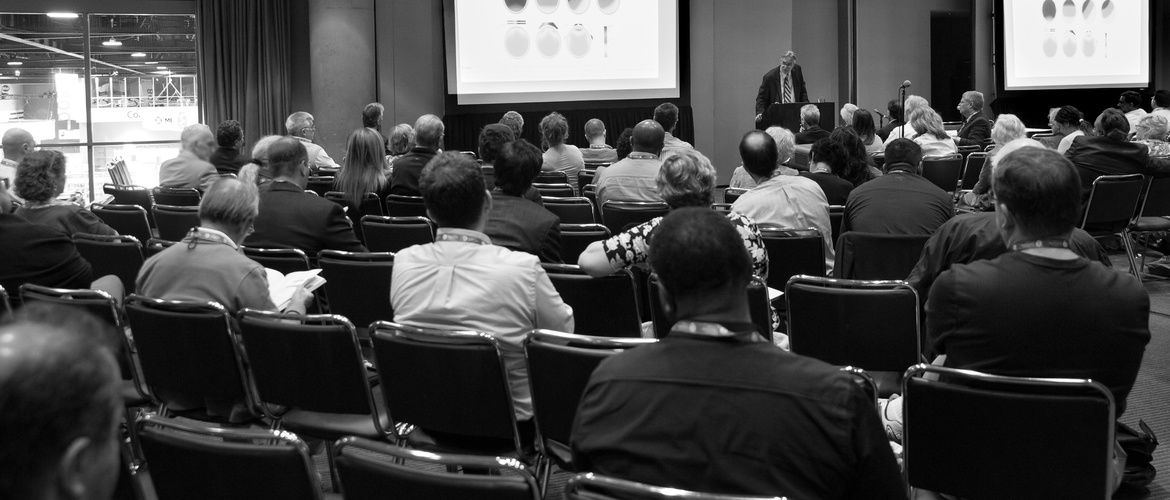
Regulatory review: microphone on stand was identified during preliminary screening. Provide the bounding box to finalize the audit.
[899,80,912,89]
[873,109,888,127]
[873,109,887,119]
[899,81,911,138]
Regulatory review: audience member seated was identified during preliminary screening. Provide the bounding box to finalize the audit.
[386,123,415,170]
[1,127,35,199]
[1134,115,1170,157]
[158,123,219,191]
[285,111,339,172]
[1151,89,1170,124]
[14,150,116,237]
[539,111,585,192]
[1118,90,1148,131]
[909,107,958,157]
[960,114,1027,210]
[0,305,123,500]
[484,140,562,263]
[209,119,250,175]
[500,110,525,139]
[615,127,634,161]
[799,138,855,205]
[884,95,928,144]
[654,102,694,154]
[1035,107,1066,150]
[839,102,859,128]
[390,114,443,196]
[237,134,281,187]
[730,126,799,190]
[852,109,885,153]
[481,124,543,206]
[391,152,574,426]
[362,102,389,155]
[828,127,881,187]
[245,137,366,253]
[334,128,392,239]
[593,120,666,206]
[571,207,904,499]
[876,99,904,143]
[952,90,992,147]
[1064,108,1151,195]
[1053,105,1092,154]
[842,139,953,235]
[581,118,619,164]
[794,104,830,145]
[730,130,834,274]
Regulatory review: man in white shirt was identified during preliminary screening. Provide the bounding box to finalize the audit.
[654,102,694,154]
[285,111,340,172]
[391,152,574,422]
[1118,91,1148,132]
[593,120,667,206]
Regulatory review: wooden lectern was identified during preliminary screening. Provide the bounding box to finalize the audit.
[758,101,836,135]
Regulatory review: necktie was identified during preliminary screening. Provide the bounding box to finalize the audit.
[783,75,793,104]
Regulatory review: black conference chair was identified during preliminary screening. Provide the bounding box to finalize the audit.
[144,238,176,258]
[306,175,336,198]
[558,223,611,265]
[920,154,963,193]
[73,233,145,294]
[1080,173,1145,276]
[482,165,497,190]
[903,364,1115,500]
[723,187,749,204]
[871,152,886,172]
[582,185,602,223]
[840,366,879,406]
[647,274,772,343]
[92,203,153,244]
[543,196,596,224]
[542,263,642,337]
[710,202,733,215]
[565,473,786,500]
[385,194,428,217]
[959,151,989,191]
[786,275,921,397]
[152,186,201,206]
[152,204,200,242]
[533,183,576,198]
[326,191,385,242]
[833,231,930,280]
[577,169,597,194]
[600,201,669,235]
[242,246,312,276]
[361,215,434,253]
[534,170,570,184]
[103,183,154,220]
[136,414,333,500]
[756,226,825,291]
[334,436,541,500]
[317,250,395,340]
[1129,175,1170,276]
[828,204,845,246]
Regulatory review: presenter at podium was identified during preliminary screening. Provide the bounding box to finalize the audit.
[755,50,809,123]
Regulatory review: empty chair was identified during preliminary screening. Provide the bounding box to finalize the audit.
[306,175,336,197]
[103,183,154,218]
[833,231,931,280]
[152,186,201,206]
[107,160,132,185]
[73,233,145,294]
[723,187,749,204]
[92,203,153,244]
[361,215,434,253]
[532,183,575,198]
[385,194,428,217]
[600,201,670,235]
[647,273,772,343]
[136,414,330,500]
[534,170,570,184]
[785,275,920,396]
[756,226,825,291]
[334,436,541,500]
[903,364,1115,500]
[1129,175,1170,274]
[959,151,989,190]
[559,223,611,264]
[920,154,963,193]
[1080,173,1145,276]
[542,263,641,337]
[317,249,395,338]
[543,197,596,224]
[565,473,787,500]
[152,204,201,242]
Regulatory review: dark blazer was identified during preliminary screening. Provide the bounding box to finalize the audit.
[795,126,830,145]
[483,191,562,263]
[799,171,854,205]
[954,111,992,147]
[209,147,251,175]
[1064,136,1151,195]
[755,63,810,116]
[246,181,367,254]
[877,120,905,142]
[389,146,438,196]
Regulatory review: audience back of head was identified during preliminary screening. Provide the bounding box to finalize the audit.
[765,126,796,165]
[267,137,309,179]
[828,127,874,186]
[991,114,1026,146]
[656,148,716,209]
[993,147,1082,239]
[615,127,634,160]
[584,118,607,143]
[200,175,260,230]
[500,111,524,138]
[740,129,779,178]
[362,102,385,130]
[631,119,666,156]
[216,119,243,148]
[884,138,923,171]
[540,111,569,149]
[478,123,516,165]
[851,109,878,144]
[810,138,849,174]
[388,124,415,156]
[419,152,486,229]
[653,103,680,133]
[800,104,820,127]
[494,139,542,197]
[649,207,751,308]
[1095,108,1130,141]
[414,114,445,150]
[14,150,66,203]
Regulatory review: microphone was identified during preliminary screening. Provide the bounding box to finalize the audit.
[873,109,887,119]
[899,80,912,89]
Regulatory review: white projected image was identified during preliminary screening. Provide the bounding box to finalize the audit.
[1003,0,1148,90]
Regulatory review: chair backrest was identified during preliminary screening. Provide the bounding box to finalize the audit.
[108,160,132,186]
[959,152,989,190]
[828,204,844,246]
[577,169,597,192]
[481,165,497,190]
[535,170,570,184]
[241,246,312,275]
[871,152,886,172]
[385,194,429,217]
[92,203,153,244]
[361,215,434,253]
[123,295,255,413]
[582,185,602,222]
[532,183,576,198]
[305,176,335,197]
[756,226,825,290]
[72,233,144,294]
[565,473,786,500]
[144,238,176,258]
[542,264,642,337]
[710,203,732,215]
[903,364,1115,500]
[137,414,325,500]
[1138,175,1170,219]
[237,309,383,425]
[543,197,597,224]
[723,187,749,204]
[1080,173,1145,235]
[369,322,522,449]
[919,154,963,193]
[840,366,878,405]
[151,186,201,206]
[326,191,385,218]
[646,274,772,343]
[334,436,541,500]
[524,330,655,463]
[600,201,670,235]
[102,183,154,216]
[833,231,930,280]
[785,276,921,371]
[0,285,10,318]
[559,224,611,264]
[152,204,201,242]
[317,250,396,331]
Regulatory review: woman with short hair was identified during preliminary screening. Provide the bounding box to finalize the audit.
[14,150,116,237]
[539,111,585,191]
[1134,114,1170,157]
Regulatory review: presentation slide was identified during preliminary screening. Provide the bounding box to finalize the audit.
[445,0,680,105]
[1003,0,1149,90]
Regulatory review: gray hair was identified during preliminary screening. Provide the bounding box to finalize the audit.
[963,90,984,111]
[199,176,259,228]
[800,104,820,126]
[180,124,213,150]
[250,135,283,164]
[1136,114,1169,141]
[285,111,314,135]
[388,124,415,155]
[840,103,859,127]
[904,95,929,118]
[991,114,1026,146]
[414,114,444,149]
[765,126,796,164]
[656,148,716,209]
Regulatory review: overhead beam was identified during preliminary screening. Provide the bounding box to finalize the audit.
[0,32,143,75]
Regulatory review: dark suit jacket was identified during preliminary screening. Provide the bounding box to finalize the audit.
[799,171,854,205]
[1064,136,1151,195]
[755,63,810,116]
[389,147,438,196]
[877,120,905,142]
[954,111,991,147]
[795,126,830,145]
[483,191,562,263]
[246,181,366,254]
[209,147,251,175]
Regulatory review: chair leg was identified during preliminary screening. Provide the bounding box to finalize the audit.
[325,440,339,492]
[538,456,552,498]
[1121,230,1141,278]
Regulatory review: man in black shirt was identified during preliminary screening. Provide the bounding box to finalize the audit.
[842,139,953,235]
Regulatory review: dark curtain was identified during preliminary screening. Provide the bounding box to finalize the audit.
[198,0,292,143]
[442,106,695,154]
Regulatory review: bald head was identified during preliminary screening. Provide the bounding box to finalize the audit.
[631,120,665,156]
[2,128,36,162]
[180,124,216,161]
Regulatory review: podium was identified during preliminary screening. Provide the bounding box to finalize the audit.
[758,101,836,134]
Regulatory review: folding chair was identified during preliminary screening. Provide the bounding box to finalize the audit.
[136,414,331,500]
[542,263,642,337]
[840,366,878,406]
[241,246,312,276]
[577,169,597,193]
[582,185,602,223]
[151,186,201,206]
[600,201,669,235]
[103,183,154,219]
[920,154,963,193]
[959,151,989,191]
[871,152,886,172]
[785,276,921,397]
[334,436,541,500]
[756,226,825,291]
[385,194,428,217]
[1079,173,1145,276]
[144,238,176,258]
[565,473,786,500]
[543,196,596,224]
[647,274,772,342]
[1128,175,1170,276]
[723,187,749,204]
[326,192,385,242]
[306,175,336,197]
[92,203,153,244]
[73,233,145,294]
[108,160,132,186]
[533,183,575,198]
[903,364,1115,500]
[828,204,845,246]
[152,204,200,242]
[317,249,395,340]
[710,203,733,215]
[535,170,569,184]
[361,215,434,253]
[559,224,611,265]
[833,231,930,280]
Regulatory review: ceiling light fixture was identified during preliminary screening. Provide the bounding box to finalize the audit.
[47,12,79,18]
[102,38,122,46]
[144,61,158,65]
[131,52,146,57]
[153,70,172,75]
[6,61,22,66]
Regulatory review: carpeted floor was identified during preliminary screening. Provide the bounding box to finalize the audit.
[1123,275,1170,500]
